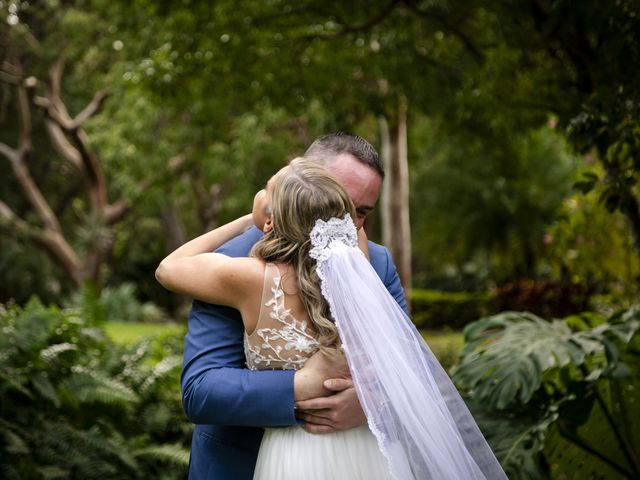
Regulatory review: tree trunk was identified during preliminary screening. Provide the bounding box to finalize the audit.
[378,116,393,249]
[378,98,412,303]
[161,205,190,312]
[161,205,187,251]
[624,193,640,265]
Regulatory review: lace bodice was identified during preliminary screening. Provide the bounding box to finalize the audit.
[244,264,320,371]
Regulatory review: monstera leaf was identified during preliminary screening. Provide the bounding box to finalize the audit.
[466,399,556,480]
[544,369,640,480]
[452,312,587,409]
[453,308,640,479]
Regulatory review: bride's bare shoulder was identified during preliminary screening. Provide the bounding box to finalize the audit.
[228,256,268,284]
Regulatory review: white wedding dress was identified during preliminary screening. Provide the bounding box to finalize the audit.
[245,215,507,480]
[245,263,392,480]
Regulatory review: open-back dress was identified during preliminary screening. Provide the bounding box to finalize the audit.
[244,263,392,480]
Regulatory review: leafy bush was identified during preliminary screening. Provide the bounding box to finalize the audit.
[65,283,168,324]
[411,289,495,329]
[452,308,640,479]
[0,298,191,479]
[491,279,592,318]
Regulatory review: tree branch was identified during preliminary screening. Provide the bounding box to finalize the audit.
[17,80,33,152]
[73,89,111,126]
[402,0,485,63]
[33,95,75,130]
[0,200,40,239]
[43,119,83,170]
[0,200,81,285]
[304,0,402,39]
[34,60,110,217]
[0,77,63,234]
[0,142,17,162]
[7,150,64,233]
[104,201,131,226]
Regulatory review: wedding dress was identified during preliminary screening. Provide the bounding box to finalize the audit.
[246,263,392,480]
[247,215,507,480]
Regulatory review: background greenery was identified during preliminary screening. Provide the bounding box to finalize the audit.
[1,0,639,478]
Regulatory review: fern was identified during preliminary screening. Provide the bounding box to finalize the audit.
[138,355,182,395]
[40,342,78,363]
[61,369,139,409]
[0,298,189,478]
[30,371,60,408]
[133,443,190,467]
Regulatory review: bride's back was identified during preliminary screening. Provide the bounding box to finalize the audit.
[244,262,320,371]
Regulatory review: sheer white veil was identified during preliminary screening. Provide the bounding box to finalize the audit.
[309,214,507,480]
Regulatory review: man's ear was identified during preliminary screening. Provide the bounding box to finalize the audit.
[263,216,274,234]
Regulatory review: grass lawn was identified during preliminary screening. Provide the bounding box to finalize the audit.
[104,321,186,345]
[421,329,465,370]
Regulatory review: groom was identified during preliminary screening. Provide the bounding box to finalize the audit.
[182,132,407,479]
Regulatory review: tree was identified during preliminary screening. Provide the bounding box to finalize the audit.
[1,56,125,287]
[475,0,640,261]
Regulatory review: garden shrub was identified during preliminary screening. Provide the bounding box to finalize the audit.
[0,298,190,479]
[491,279,592,318]
[410,289,496,329]
[65,283,168,324]
[452,307,640,479]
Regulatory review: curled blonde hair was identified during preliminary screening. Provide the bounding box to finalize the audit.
[252,158,356,353]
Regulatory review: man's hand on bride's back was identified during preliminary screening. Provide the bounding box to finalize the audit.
[293,350,366,434]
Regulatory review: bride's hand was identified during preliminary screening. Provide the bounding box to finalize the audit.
[293,349,349,401]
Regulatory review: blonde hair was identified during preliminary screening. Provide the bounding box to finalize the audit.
[252,158,356,352]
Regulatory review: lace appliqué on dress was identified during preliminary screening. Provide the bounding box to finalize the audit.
[245,275,319,371]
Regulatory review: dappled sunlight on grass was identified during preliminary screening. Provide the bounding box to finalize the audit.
[104,321,186,345]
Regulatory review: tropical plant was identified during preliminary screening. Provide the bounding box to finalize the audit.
[0,298,191,479]
[452,308,640,479]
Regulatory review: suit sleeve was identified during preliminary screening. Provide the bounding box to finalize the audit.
[382,246,409,315]
[180,228,297,427]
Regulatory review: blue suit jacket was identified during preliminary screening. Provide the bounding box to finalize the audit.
[181,226,407,479]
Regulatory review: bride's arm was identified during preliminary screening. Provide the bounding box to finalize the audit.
[293,349,350,401]
[155,214,259,307]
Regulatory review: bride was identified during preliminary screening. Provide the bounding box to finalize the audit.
[156,158,507,479]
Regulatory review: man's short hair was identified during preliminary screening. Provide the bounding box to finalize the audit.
[304,132,384,178]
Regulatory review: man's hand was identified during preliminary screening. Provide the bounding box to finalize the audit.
[292,349,366,433]
[295,378,366,434]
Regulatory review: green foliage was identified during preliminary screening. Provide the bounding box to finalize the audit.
[540,186,640,300]
[452,308,640,479]
[411,288,495,330]
[2,0,639,319]
[420,329,465,372]
[491,279,592,319]
[410,119,577,288]
[65,283,168,324]
[0,298,190,479]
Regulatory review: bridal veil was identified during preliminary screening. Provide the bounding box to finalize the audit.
[309,215,508,480]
